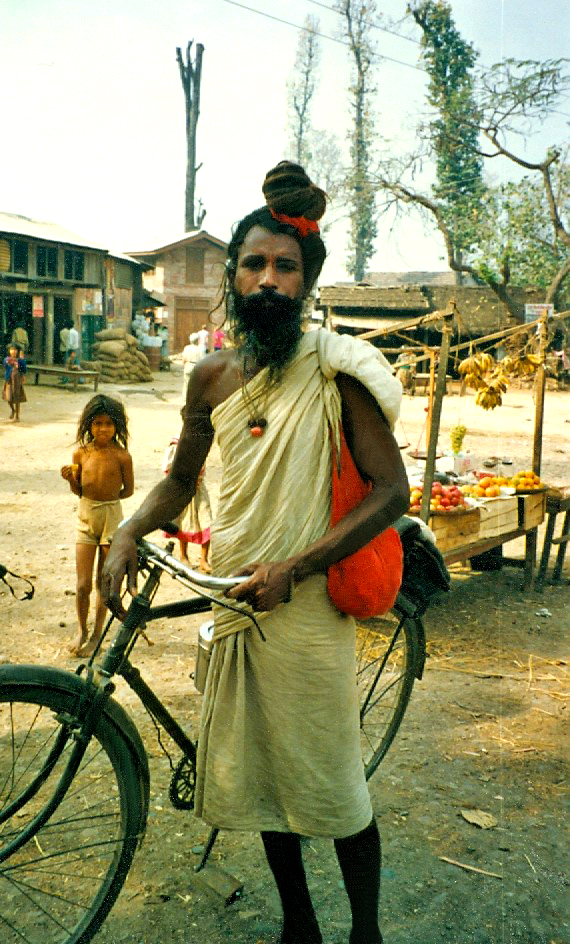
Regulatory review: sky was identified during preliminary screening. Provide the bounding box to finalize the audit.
[2,0,570,283]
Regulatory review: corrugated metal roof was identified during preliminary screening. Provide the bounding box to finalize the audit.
[0,211,108,251]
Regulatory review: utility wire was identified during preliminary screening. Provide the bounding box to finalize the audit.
[304,0,422,46]
[219,0,425,71]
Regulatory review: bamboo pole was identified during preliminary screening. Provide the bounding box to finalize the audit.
[420,322,453,523]
[532,315,548,476]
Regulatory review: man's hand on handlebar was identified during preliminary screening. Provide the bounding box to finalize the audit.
[226,561,294,612]
[101,527,139,619]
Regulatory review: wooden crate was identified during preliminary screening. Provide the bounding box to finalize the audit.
[427,508,481,553]
[518,492,547,530]
[478,496,519,539]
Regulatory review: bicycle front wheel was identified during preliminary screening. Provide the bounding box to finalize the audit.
[356,604,421,779]
[0,667,146,944]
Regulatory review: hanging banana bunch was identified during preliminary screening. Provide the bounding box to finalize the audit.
[457,352,495,391]
[474,370,509,410]
[508,352,542,376]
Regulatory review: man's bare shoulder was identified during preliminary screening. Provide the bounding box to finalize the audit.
[190,349,242,410]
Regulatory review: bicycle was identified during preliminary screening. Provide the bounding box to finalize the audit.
[0,518,444,944]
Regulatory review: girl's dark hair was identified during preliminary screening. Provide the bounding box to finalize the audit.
[77,395,129,448]
[225,161,327,299]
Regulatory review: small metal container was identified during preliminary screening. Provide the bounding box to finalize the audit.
[194,620,214,693]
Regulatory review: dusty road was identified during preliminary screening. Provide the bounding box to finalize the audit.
[1,365,568,944]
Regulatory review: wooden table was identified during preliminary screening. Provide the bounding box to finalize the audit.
[431,493,547,588]
[415,373,453,395]
[535,492,570,590]
[27,365,100,393]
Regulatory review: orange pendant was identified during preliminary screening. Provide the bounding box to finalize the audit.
[247,418,267,437]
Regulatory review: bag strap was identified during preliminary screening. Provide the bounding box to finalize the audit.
[0,563,35,601]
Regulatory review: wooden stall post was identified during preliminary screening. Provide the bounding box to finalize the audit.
[532,314,548,477]
[420,320,453,523]
[425,350,436,453]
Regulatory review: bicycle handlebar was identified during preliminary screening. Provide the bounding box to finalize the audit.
[138,533,248,592]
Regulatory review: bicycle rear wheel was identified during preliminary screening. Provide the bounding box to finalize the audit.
[0,668,146,944]
[356,604,421,779]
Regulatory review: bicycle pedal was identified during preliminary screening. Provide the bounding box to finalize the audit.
[192,862,244,906]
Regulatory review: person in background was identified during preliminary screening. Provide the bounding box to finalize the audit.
[213,326,225,351]
[61,395,134,657]
[102,161,407,944]
[197,323,209,357]
[59,320,71,365]
[159,324,169,362]
[11,324,29,356]
[181,333,201,399]
[66,322,80,367]
[3,343,27,422]
[162,429,212,572]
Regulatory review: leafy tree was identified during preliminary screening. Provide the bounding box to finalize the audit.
[375,51,570,318]
[337,1,379,281]
[475,159,570,309]
[410,1,485,266]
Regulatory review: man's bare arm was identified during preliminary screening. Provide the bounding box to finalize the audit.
[101,362,216,611]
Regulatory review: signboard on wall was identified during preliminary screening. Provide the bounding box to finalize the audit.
[524,303,554,323]
[32,295,44,318]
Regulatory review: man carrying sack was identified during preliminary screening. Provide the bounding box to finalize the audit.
[102,160,408,944]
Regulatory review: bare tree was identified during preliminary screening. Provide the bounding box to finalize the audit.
[176,40,205,232]
[287,16,320,165]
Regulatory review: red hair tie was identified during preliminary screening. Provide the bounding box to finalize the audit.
[269,209,320,237]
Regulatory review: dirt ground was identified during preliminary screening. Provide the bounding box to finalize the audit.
[1,364,568,944]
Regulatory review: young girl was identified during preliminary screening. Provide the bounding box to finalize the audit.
[61,395,134,656]
[162,431,212,572]
[3,344,27,422]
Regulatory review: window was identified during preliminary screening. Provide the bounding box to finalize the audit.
[64,250,84,281]
[186,248,205,284]
[12,240,28,275]
[36,245,58,278]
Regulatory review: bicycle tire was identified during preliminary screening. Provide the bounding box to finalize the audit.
[356,603,422,779]
[0,669,146,944]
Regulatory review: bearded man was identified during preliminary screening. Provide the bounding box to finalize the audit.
[102,161,409,944]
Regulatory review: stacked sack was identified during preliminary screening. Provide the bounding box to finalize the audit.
[91,328,153,384]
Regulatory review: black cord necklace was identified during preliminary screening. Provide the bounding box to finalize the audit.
[241,356,273,437]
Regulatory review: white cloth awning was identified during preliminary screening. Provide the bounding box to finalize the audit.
[329,314,418,332]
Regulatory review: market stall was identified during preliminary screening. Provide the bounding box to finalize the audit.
[360,308,561,586]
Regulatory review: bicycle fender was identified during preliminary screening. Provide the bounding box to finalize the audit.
[0,663,150,838]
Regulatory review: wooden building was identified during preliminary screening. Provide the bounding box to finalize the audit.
[316,277,544,345]
[127,230,227,353]
[0,212,145,363]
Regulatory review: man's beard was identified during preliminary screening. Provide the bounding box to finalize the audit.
[230,287,303,379]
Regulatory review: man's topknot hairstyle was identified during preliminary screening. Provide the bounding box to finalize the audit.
[226,160,327,296]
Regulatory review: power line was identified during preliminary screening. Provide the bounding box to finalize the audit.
[304,0,422,46]
[219,0,425,72]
